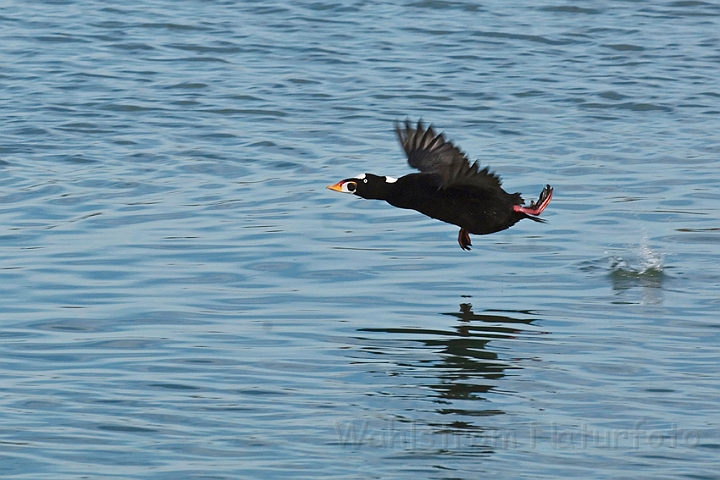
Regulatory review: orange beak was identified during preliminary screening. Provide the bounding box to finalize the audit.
[326,181,344,192]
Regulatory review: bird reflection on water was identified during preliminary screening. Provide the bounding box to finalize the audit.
[357,303,538,418]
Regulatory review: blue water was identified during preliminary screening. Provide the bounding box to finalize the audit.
[2,1,719,478]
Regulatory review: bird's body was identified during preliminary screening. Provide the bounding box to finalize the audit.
[385,173,523,235]
[327,121,553,250]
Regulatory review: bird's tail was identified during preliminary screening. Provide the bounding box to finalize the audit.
[513,184,553,221]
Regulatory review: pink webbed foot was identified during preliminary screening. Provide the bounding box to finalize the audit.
[513,185,553,217]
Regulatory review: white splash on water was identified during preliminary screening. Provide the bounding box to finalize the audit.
[638,241,664,273]
[603,234,665,305]
[609,235,664,276]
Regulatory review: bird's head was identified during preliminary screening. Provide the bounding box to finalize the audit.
[326,173,397,200]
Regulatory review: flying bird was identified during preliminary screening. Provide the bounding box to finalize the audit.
[327,120,553,250]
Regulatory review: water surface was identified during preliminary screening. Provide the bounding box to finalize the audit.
[1,1,719,478]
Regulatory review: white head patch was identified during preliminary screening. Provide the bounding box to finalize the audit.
[384,176,398,183]
[354,173,366,180]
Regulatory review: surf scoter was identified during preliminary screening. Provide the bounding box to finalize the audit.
[327,120,553,250]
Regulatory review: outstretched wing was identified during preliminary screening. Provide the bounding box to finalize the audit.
[395,120,503,191]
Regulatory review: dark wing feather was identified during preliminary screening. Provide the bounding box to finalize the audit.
[395,120,503,191]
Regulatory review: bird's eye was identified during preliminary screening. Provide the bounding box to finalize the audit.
[363,178,368,183]
[346,182,357,192]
